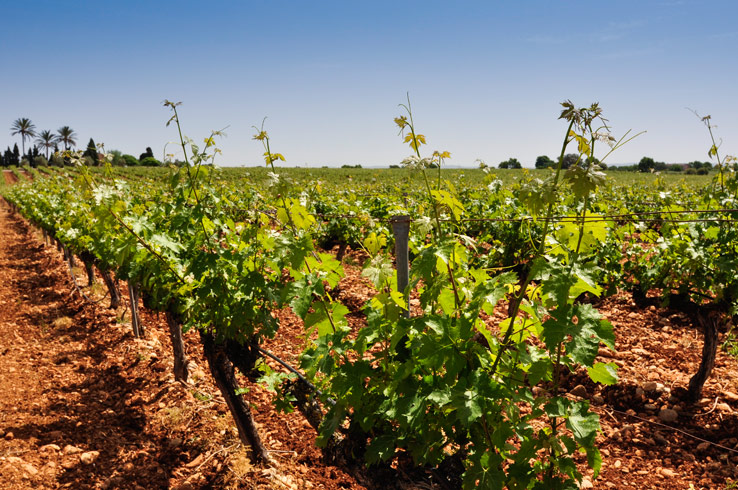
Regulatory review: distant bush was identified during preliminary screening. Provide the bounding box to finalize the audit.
[687,160,712,170]
[562,153,580,169]
[50,152,65,167]
[122,154,139,166]
[638,156,668,172]
[498,158,522,169]
[535,155,555,169]
[33,156,48,167]
[341,164,362,169]
[140,156,162,167]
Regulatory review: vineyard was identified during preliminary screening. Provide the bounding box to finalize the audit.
[2,101,738,489]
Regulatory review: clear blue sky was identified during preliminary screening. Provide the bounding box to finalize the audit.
[3,1,737,167]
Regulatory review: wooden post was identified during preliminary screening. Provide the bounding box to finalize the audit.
[390,215,411,318]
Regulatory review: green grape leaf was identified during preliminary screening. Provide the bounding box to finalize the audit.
[566,401,600,446]
[365,435,396,464]
[587,362,619,385]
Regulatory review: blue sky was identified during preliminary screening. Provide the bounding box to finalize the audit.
[2,1,737,167]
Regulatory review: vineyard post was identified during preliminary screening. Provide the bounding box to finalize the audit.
[391,215,411,318]
[42,229,47,245]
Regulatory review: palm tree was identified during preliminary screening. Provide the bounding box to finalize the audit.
[56,126,77,151]
[10,118,37,155]
[35,130,58,159]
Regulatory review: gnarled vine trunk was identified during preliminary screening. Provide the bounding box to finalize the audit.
[164,311,189,382]
[84,261,95,286]
[128,282,143,338]
[100,269,121,309]
[200,331,270,463]
[687,312,719,402]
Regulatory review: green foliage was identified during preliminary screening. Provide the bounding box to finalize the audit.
[561,153,580,169]
[637,156,667,173]
[35,129,58,158]
[84,138,100,165]
[140,156,162,167]
[49,152,65,167]
[10,117,36,155]
[121,154,139,166]
[291,98,625,488]
[56,126,77,150]
[498,157,522,169]
[535,155,555,169]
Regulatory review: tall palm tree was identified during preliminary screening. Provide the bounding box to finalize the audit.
[56,126,77,151]
[35,130,58,159]
[11,118,37,155]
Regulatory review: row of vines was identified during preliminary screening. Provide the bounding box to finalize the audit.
[3,100,737,489]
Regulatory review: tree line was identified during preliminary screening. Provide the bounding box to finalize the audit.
[489,154,713,173]
[2,117,164,168]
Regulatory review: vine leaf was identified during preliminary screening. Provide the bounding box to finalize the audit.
[587,362,619,385]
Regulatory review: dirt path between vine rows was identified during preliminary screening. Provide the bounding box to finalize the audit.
[0,202,365,490]
[3,170,18,185]
[0,202,193,489]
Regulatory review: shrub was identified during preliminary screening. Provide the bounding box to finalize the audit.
[50,153,65,167]
[535,155,555,169]
[498,158,522,169]
[140,156,162,167]
[122,154,139,166]
[562,153,580,169]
